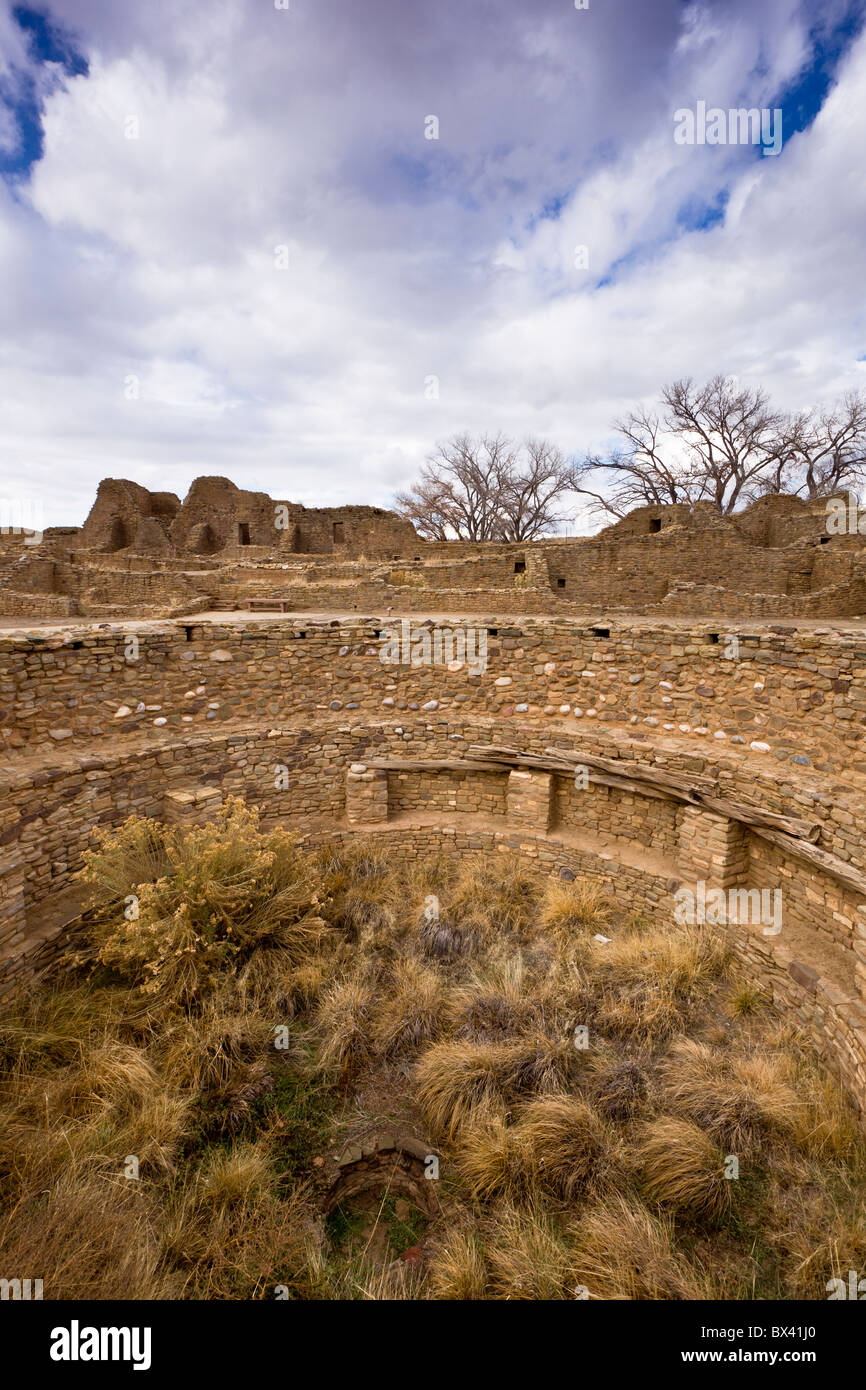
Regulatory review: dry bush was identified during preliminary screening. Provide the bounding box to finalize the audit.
[459,1092,617,1204]
[539,878,613,938]
[79,814,170,909]
[659,1038,804,1151]
[448,853,539,941]
[446,954,542,1041]
[315,968,377,1080]
[164,1153,319,1299]
[592,926,730,1042]
[515,1094,619,1200]
[589,1057,649,1120]
[456,1104,530,1203]
[415,1041,514,1140]
[81,799,326,1007]
[599,925,730,995]
[195,1142,272,1207]
[731,982,767,1016]
[637,1116,732,1223]
[2,1035,190,1188]
[0,1172,177,1300]
[595,978,684,1042]
[416,1036,575,1141]
[155,997,274,1095]
[571,1195,714,1300]
[418,912,480,959]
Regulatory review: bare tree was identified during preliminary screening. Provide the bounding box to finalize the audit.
[497,438,575,540]
[396,433,576,540]
[660,376,786,513]
[756,391,866,500]
[578,403,700,517]
[578,375,801,519]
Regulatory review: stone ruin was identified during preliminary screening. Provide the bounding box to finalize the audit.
[3,478,866,625]
[2,480,866,1124]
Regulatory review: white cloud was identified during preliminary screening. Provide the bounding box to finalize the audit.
[0,0,862,529]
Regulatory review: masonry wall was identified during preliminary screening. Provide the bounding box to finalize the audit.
[4,617,866,777]
[552,776,682,858]
[0,710,860,928]
[386,769,506,817]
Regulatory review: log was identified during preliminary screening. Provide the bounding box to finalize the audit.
[589,772,681,802]
[542,748,717,796]
[467,743,820,840]
[697,794,819,843]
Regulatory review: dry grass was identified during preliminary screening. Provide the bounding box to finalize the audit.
[637,1116,732,1223]
[0,1173,178,1300]
[515,1094,620,1199]
[427,1223,488,1299]
[539,878,613,938]
[315,969,376,1080]
[588,1056,649,1119]
[571,1196,714,1300]
[416,1036,575,1141]
[659,1037,804,1151]
[445,954,542,1041]
[457,1092,618,1203]
[372,955,446,1057]
[448,853,540,943]
[3,813,865,1303]
[481,1201,573,1300]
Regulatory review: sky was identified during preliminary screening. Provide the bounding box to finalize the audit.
[0,0,865,531]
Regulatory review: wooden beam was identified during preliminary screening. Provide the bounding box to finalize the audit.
[697,794,820,843]
[467,742,820,841]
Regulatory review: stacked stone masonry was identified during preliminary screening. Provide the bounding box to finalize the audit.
[5,484,866,1119]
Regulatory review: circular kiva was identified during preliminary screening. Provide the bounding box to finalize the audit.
[3,601,866,1124]
[323,1133,440,1216]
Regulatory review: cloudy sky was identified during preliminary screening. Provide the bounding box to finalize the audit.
[0,0,864,529]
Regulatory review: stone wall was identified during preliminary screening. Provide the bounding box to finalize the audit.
[4,615,866,775]
[4,592,866,1114]
[1,711,862,959]
[9,486,866,622]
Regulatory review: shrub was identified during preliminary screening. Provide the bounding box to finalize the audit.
[81,799,326,1006]
[659,1038,804,1151]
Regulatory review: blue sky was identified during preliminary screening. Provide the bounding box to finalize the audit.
[0,0,865,528]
